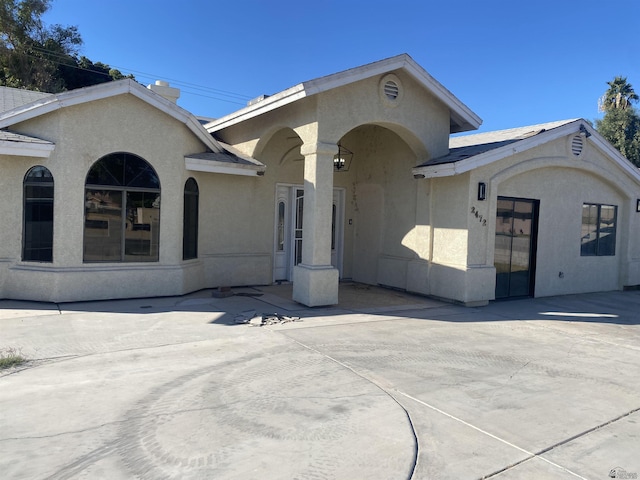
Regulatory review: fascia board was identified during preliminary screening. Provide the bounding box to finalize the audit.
[207,54,482,134]
[216,141,266,167]
[0,141,54,158]
[0,80,224,154]
[413,120,583,178]
[301,56,410,96]
[587,129,640,183]
[411,162,457,178]
[401,59,482,131]
[206,85,308,132]
[0,98,61,128]
[185,156,265,176]
[126,83,223,153]
[206,57,411,132]
[0,81,130,129]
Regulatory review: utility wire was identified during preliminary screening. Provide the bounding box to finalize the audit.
[24,44,252,104]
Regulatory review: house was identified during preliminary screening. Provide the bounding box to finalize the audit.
[1,54,639,306]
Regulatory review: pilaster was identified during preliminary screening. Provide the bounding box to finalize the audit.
[292,141,339,306]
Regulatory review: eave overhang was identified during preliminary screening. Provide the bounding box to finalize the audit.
[205,54,482,134]
[185,142,266,177]
[0,130,54,158]
[412,119,640,184]
[0,80,224,155]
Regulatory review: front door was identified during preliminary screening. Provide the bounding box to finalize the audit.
[274,185,343,282]
[494,197,539,299]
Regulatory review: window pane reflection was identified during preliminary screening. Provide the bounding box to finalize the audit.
[84,190,123,262]
[277,201,285,252]
[84,153,160,263]
[581,203,616,256]
[124,192,160,261]
[23,166,54,262]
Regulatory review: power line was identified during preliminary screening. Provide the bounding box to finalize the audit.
[24,44,253,104]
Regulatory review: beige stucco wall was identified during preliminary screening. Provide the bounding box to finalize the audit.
[338,125,420,288]
[0,94,213,302]
[461,133,640,301]
[5,78,633,307]
[499,167,623,296]
[426,172,495,304]
[194,127,305,288]
[200,121,427,292]
[217,69,450,164]
[209,69,454,295]
[1,71,452,303]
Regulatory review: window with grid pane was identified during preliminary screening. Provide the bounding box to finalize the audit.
[84,153,160,262]
[23,166,54,262]
[581,203,617,256]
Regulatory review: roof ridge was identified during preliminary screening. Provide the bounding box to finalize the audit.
[452,119,580,141]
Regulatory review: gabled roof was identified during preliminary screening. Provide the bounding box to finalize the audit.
[186,141,266,176]
[0,80,225,154]
[206,54,482,134]
[412,119,640,182]
[0,129,54,158]
[0,86,52,114]
[0,80,265,176]
[418,119,578,169]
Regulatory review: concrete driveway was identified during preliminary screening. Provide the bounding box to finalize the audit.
[1,286,639,479]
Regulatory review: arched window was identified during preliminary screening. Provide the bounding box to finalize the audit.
[23,166,54,262]
[183,177,199,260]
[84,153,160,262]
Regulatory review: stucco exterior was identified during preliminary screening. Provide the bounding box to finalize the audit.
[1,54,639,306]
[1,92,210,302]
[479,135,640,299]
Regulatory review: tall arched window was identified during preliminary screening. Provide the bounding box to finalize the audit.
[23,166,54,262]
[183,177,199,260]
[84,153,160,262]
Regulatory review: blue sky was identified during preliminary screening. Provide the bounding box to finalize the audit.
[43,0,640,134]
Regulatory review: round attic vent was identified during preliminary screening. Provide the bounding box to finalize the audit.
[384,80,399,100]
[379,74,403,106]
[571,134,584,156]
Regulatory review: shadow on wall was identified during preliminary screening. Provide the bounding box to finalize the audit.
[340,125,431,286]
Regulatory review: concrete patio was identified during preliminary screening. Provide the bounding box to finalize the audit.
[1,285,639,479]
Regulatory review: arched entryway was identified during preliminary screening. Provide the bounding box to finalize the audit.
[331,124,427,290]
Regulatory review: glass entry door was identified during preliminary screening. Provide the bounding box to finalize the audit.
[274,185,343,282]
[294,188,304,268]
[494,197,539,299]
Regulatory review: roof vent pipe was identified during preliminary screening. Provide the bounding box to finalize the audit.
[147,80,180,104]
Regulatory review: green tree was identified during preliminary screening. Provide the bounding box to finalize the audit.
[598,76,639,112]
[596,77,640,167]
[596,107,640,166]
[60,56,133,90]
[0,0,132,92]
[0,0,81,91]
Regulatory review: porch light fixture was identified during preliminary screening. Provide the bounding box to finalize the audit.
[478,182,487,201]
[333,144,353,172]
[636,199,640,212]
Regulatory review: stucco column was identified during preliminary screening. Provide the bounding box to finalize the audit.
[292,141,339,306]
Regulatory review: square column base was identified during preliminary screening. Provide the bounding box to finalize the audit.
[292,264,339,307]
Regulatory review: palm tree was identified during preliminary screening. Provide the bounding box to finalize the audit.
[599,76,639,112]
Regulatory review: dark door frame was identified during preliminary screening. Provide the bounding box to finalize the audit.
[494,196,540,299]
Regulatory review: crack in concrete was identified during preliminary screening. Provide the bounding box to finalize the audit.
[276,329,419,480]
[276,326,639,480]
[394,389,589,480]
[398,390,640,479]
